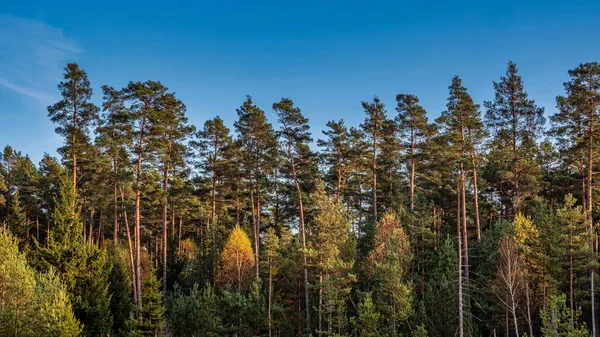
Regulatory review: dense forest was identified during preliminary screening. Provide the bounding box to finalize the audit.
[1,61,599,337]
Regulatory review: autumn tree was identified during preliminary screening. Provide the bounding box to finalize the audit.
[219,226,256,292]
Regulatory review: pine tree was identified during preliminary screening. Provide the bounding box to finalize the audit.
[552,62,600,336]
[540,294,590,337]
[122,80,168,313]
[165,283,220,337]
[309,181,354,336]
[360,97,387,223]
[274,97,315,329]
[484,61,545,214]
[436,76,484,296]
[234,96,279,277]
[151,90,194,296]
[47,63,99,199]
[317,119,355,202]
[367,210,412,335]
[351,292,381,337]
[395,94,434,212]
[98,85,134,243]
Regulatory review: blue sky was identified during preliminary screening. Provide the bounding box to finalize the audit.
[1,0,600,163]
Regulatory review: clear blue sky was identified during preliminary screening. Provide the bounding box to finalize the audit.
[1,0,599,163]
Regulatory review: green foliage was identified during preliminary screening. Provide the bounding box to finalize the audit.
[138,264,166,336]
[351,292,381,337]
[166,283,220,337]
[540,294,590,337]
[31,174,113,336]
[33,268,83,337]
[0,226,82,337]
[107,245,136,336]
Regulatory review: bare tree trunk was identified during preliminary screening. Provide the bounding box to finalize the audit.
[120,187,137,305]
[178,216,182,254]
[460,163,470,281]
[570,225,575,325]
[372,135,378,222]
[471,152,481,241]
[282,122,310,329]
[526,281,533,337]
[89,209,95,248]
[113,158,119,243]
[318,271,323,337]
[134,116,146,316]
[457,181,464,337]
[162,163,169,297]
[410,130,415,211]
[268,258,273,337]
[251,188,260,278]
[589,127,597,337]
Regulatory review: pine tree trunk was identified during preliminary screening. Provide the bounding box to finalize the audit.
[526,281,533,337]
[257,187,262,278]
[589,128,597,337]
[72,103,77,204]
[471,152,481,241]
[318,271,323,337]
[372,135,378,222]
[89,209,95,248]
[134,116,146,316]
[162,160,170,297]
[283,126,310,330]
[457,181,464,337]
[120,187,137,306]
[251,188,260,278]
[410,129,415,211]
[268,260,273,337]
[570,226,575,324]
[113,163,119,243]
[460,163,470,281]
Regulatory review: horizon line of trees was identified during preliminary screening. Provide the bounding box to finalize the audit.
[1,60,600,336]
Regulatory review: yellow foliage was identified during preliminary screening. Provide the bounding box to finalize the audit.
[218,226,255,291]
[179,238,197,259]
[367,210,410,276]
[512,213,538,252]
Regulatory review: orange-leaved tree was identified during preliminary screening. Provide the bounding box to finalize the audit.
[218,226,256,292]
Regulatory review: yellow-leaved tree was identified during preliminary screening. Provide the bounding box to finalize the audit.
[218,226,256,292]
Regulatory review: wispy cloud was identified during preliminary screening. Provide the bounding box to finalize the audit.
[0,14,81,105]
